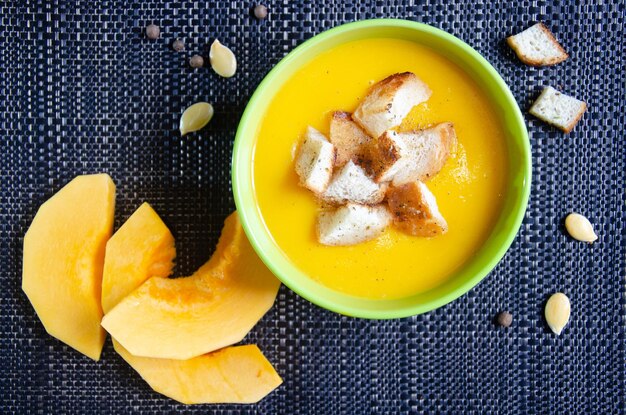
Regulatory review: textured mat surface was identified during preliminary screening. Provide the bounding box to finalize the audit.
[1,1,624,414]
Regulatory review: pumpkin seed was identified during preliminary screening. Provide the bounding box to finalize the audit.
[180,102,214,136]
[210,40,237,78]
[545,292,571,335]
[565,213,598,243]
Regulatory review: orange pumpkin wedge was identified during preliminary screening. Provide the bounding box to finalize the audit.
[113,341,282,404]
[22,174,115,360]
[101,202,175,314]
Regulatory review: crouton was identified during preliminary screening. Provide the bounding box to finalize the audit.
[361,123,457,185]
[353,72,432,139]
[317,203,391,246]
[387,181,448,237]
[391,123,457,185]
[329,111,372,166]
[295,126,336,194]
[507,23,568,66]
[529,86,587,133]
[360,130,409,183]
[322,160,386,205]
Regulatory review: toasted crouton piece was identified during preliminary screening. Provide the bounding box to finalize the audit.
[295,126,335,194]
[387,181,448,237]
[507,23,568,66]
[322,160,386,205]
[317,203,391,246]
[529,86,587,133]
[329,111,372,166]
[390,123,457,185]
[353,72,432,139]
[361,123,457,185]
[360,130,409,183]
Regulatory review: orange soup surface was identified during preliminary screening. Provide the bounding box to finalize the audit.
[253,38,508,300]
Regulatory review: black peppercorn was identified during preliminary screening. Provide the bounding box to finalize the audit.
[189,55,204,68]
[145,24,160,40]
[172,39,185,52]
[254,4,268,20]
[495,311,513,328]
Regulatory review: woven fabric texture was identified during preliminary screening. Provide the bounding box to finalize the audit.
[1,1,624,414]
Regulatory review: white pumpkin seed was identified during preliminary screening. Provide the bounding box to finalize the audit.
[565,213,598,243]
[545,292,571,335]
[210,40,237,78]
[179,102,214,136]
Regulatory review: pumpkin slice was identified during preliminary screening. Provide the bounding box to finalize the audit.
[114,341,282,404]
[22,174,115,360]
[101,202,175,314]
[101,212,281,360]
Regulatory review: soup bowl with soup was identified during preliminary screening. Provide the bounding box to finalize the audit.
[232,19,531,318]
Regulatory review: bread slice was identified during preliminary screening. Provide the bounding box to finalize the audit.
[322,160,386,205]
[317,203,391,246]
[353,72,432,139]
[362,123,457,185]
[507,23,568,66]
[329,111,372,166]
[529,86,587,133]
[295,126,335,194]
[360,130,409,183]
[387,181,448,237]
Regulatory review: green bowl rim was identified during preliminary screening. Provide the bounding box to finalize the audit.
[232,18,531,319]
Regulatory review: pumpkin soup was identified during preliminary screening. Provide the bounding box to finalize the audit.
[253,38,508,300]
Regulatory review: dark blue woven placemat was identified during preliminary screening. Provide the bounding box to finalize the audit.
[1,1,624,414]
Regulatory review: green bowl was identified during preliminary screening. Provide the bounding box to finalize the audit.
[232,19,531,319]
